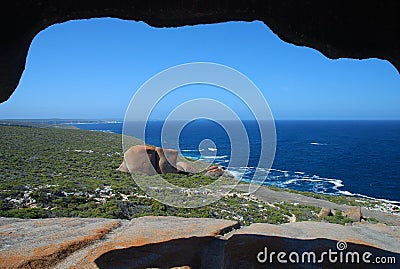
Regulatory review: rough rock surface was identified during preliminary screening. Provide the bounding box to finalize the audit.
[156,147,178,174]
[224,221,400,268]
[0,217,121,268]
[118,145,178,175]
[176,161,198,174]
[75,216,239,268]
[343,206,363,222]
[317,207,333,218]
[117,145,155,174]
[1,216,399,268]
[1,1,399,103]
[205,165,235,179]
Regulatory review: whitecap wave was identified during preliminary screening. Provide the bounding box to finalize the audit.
[104,120,123,124]
[338,190,400,205]
[282,179,299,185]
[325,178,344,188]
[338,190,354,196]
[200,155,229,159]
[181,153,399,204]
[226,169,245,180]
[227,166,349,197]
[300,177,323,182]
[207,147,218,151]
[310,142,328,146]
[92,129,114,133]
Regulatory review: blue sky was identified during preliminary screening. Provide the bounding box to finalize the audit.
[0,18,399,120]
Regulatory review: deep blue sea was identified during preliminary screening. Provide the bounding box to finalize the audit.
[71,120,400,204]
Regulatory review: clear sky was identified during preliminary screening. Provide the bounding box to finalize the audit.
[0,18,399,120]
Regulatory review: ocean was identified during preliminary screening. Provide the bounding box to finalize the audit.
[70,120,400,204]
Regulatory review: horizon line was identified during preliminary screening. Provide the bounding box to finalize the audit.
[1,118,400,122]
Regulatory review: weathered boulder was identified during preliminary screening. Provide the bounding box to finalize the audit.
[176,161,198,174]
[205,165,235,179]
[117,145,178,175]
[342,206,363,222]
[156,147,178,174]
[117,160,129,172]
[317,207,333,218]
[117,145,157,175]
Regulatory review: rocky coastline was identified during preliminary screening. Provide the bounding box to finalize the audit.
[0,124,399,268]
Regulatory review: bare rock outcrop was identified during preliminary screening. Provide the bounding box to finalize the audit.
[1,217,399,268]
[156,147,178,174]
[75,216,239,268]
[117,145,178,175]
[205,165,235,179]
[342,206,363,222]
[176,161,198,174]
[118,146,236,179]
[0,218,121,268]
[317,207,333,218]
[224,221,400,268]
